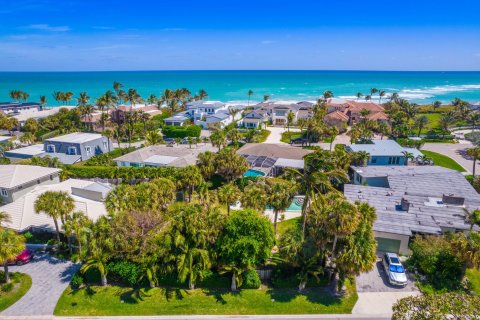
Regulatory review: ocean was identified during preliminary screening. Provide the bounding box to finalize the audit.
[1,70,480,105]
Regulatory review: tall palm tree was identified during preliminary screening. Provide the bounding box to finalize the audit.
[247,89,254,106]
[432,100,442,110]
[145,130,163,146]
[21,91,29,102]
[64,91,74,105]
[81,217,113,286]
[198,89,208,100]
[355,92,363,101]
[63,211,92,258]
[0,229,25,283]
[125,88,142,111]
[196,151,217,179]
[34,191,75,245]
[0,211,11,227]
[414,115,429,136]
[218,183,241,216]
[466,209,480,231]
[266,178,296,235]
[389,92,400,103]
[146,94,158,105]
[378,90,386,103]
[364,94,372,102]
[53,91,63,105]
[263,94,270,102]
[241,182,268,212]
[39,95,47,109]
[210,130,227,151]
[177,166,203,202]
[467,147,480,176]
[322,90,334,101]
[113,81,123,94]
[370,88,378,97]
[76,92,90,107]
[402,151,415,165]
[287,111,295,134]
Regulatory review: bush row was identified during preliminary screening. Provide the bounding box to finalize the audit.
[65,165,177,180]
[162,125,201,138]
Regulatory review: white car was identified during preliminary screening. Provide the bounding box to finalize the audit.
[383,252,408,286]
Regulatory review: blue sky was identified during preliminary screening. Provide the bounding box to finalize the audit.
[1,0,480,71]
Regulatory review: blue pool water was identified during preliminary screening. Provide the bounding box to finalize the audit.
[267,196,304,211]
[243,169,266,177]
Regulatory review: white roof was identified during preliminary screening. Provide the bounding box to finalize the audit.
[0,165,61,189]
[1,179,108,232]
[0,136,11,143]
[274,158,305,169]
[143,155,178,166]
[348,140,407,157]
[45,132,103,144]
[6,144,45,156]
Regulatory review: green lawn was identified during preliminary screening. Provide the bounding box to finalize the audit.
[277,217,301,237]
[420,150,466,172]
[417,113,441,133]
[280,132,303,143]
[0,273,32,312]
[467,269,480,295]
[54,282,357,316]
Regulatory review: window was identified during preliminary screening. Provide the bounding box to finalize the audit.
[103,141,108,149]
[46,144,55,153]
[50,175,54,180]
[1,189,7,196]
[68,146,77,155]
[85,146,91,155]
[371,157,377,164]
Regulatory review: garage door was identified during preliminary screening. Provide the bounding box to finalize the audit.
[376,237,401,253]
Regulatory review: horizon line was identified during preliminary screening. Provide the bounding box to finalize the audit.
[1,69,480,73]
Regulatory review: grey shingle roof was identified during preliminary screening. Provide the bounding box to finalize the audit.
[345,167,480,236]
[0,165,61,189]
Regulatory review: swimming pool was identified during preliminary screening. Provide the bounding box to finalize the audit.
[267,196,305,211]
[243,169,266,177]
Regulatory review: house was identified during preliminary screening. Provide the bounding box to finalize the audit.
[13,107,66,127]
[323,110,349,130]
[0,179,111,232]
[236,143,312,176]
[164,114,190,127]
[196,112,235,129]
[4,144,46,160]
[0,102,42,115]
[0,165,61,204]
[241,111,267,129]
[343,100,386,125]
[44,132,110,164]
[185,101,228,121]
[347,139,422,166]
[344,166,480,254]
[0,136,11,144]
[271,104,300,125]
[114,144,217,168]
[110,104,162,124]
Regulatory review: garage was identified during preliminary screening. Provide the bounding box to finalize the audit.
[376,237,401,253]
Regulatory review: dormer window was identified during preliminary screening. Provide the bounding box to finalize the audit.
[68,146,77,155]
[46,144,55,153]
[85,146,91,155]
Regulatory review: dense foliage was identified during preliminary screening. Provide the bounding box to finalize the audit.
[162,125,201,138]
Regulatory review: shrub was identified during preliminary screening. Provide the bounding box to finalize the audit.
[241,270,261,289]
[65,165,178,180]
[107,260,141,286]
[465,132,480,146]
[70,273,84,290]
[83,147,136,166]
[23,231,33,242]
[162,125,201,138]
[1,282,14,293]
[409,235,464,290]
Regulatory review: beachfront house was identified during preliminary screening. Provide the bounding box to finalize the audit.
[344,166,480,254]
[114,144,217,168]
[0,165,61,204]
[0,102,42,115]
[272,105,299,126]
[44,132,110,164]
[164,114,190,127]
[242,111,267,129]
[347,139,422,166]
[185,101,228,121]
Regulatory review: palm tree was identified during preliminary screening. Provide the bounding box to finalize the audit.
[63,211,92,258]
[145,130,163,146]
[9,90,21,102]
[102,129,113,152]
[351,151,370,167]
[402,151,415,165]
[241,183,268,212]
[439,111,456,138]
[322,90,334,101]
[177,166,203,202]
[263,94,270,101]
[0,228,25,283]
[21,91,29,102]
[389,92,400,103]
[247,89,254,106]
[125,88,142,111]
[53,91,63,105]
[414,115,429,136]
[378,90,386,103]
[196,151,217,179]
[355,92,363,101]
[146,94,158,105]
[113,81,123,94]
[34,191,75,245]
[64,91,74,105]
[0,211,11,227]
[467,147,480,176]
[198,89,208,100]
[287,111,295,134]
[81,217,113,286]
[210,130,227,151]
[266,178,296,235]
[364,94,372,102]
[218,183,241,216]
[432,100,442,110]
[466,209,480,231]
[39,95,47,109]
[76,92,90,107]
[370,88,378,97]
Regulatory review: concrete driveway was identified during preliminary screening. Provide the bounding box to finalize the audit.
[264,126,300,144]
[352,261,419,316]
[0,252,79,317]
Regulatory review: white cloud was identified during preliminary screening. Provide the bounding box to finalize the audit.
[26,24,70,32]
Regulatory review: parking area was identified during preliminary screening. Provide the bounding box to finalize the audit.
[356,260,418,293]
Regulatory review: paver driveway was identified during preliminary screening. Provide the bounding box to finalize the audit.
[0,252,79,316]
[352,260,419,316]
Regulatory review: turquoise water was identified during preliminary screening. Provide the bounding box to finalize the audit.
[267,196,304,211]
[1,71,480,104]
[243,169,266,178]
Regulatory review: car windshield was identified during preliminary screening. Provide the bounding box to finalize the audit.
[389,264,405,273]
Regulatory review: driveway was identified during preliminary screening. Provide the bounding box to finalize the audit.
[422,141,474,173]
[352,260,419,316]
[0,252,79,317]
[264,126,300,144]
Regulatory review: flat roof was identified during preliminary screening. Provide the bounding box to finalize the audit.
[351,165,452,178]
[45,132,103,144]
[348,140,407,157]
[237,143,312,160]
[5,144,45,156]
[274,158,304,169]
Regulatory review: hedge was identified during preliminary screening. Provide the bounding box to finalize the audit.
[162,125,201,138]
[83,147,137,167]
[65,165,178,180]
